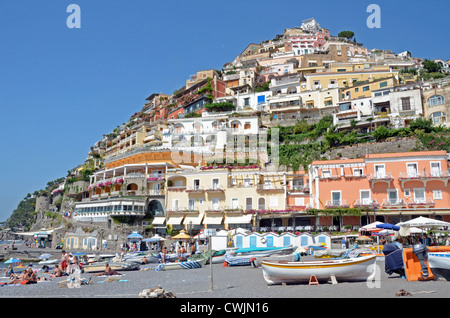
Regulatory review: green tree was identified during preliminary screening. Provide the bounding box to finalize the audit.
[338,31,355,40]
[422,59,442,73]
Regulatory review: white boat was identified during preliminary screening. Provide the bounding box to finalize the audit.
[155,258,206,271]
[252,253,297,268]
[261,254,377,285]
[38,259,59,265]
[428,252,450,281]
[82,261,139,273]
[225,246,296,266]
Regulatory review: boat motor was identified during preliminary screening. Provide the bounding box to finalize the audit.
[412,244,429,279]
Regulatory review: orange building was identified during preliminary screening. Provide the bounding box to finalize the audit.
[309,151,450,229]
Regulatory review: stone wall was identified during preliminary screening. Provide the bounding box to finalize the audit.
[323,137,424,159]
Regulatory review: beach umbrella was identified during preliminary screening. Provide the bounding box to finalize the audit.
[396,216,450,229]
[356,236,373,242]
[376,223,400,231]
[4,258,21,264]
[172,230,191,240]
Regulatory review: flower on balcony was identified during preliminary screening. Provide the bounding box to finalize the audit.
[114,179,124,184]
[105,181,112,186]
[244,209,293,215]
[167,187,185,192]
[147,177,164,181]
[98,182,105,187]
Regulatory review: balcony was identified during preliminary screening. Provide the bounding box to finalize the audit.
[408,197,435,208]
[353,199,379,210]
[369,173,394,186]
[168,208,199,214]
[256,185,284,192]
[399,171,450,187]
[186,186,205,193]
[287,186,310,193]
[381,198,407,209]
[148,189,164,196]
[205,185,225,192]
[324,200,349,209]
[167,186,186,192]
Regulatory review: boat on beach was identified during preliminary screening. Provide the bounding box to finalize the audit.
[428,252,450,281]
[225,246,296,266]
[261,254,377,285]
[154,258,206,271]
[82,261,140,273]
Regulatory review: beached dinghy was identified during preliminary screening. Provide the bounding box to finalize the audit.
[225,246,296,266]
[428,252,450,281]
[83,261,139,273]
[155,258,206,271]
[261,254,377,285]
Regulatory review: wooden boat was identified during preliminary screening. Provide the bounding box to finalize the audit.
[225,246,296,266]
[82,261,139,273]
[428,252,450,281]
[252,253,297,268]
[155,258,206,271]
[401,246,450,281]
[261,254,377,285]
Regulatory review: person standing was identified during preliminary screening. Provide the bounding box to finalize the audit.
[341,237,346,249]
[60,250,69,273]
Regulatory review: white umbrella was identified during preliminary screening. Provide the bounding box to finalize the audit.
[359,221,384,231]
[396,216,450,229]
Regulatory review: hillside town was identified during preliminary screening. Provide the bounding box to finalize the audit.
[8,17,450,250]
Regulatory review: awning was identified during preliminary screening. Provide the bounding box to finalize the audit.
[225,214,253,224]
[152,217,166,225]
[183,214,204,225]
[203,215,224,225]
[167,216,185,225]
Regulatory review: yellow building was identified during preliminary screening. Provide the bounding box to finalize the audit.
[301,66,398,92]
[339,76,398,101]
[165,166,288,230]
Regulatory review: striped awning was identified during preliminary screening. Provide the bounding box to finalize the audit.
[152,217,166,225]
[167,216,185,225]
[225,214,253,224]
[183,214,204,225]
[202,215,224,225]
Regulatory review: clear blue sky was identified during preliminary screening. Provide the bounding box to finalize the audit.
[0,0,448,223]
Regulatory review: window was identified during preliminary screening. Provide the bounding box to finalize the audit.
[244,98,250,106]
[244,122,251,130]
[427,95,444,106]
[375,165,386,178]
[413,188,426,203]
[264,179,272,189]
[188,199,195,210]
[331,191,341,205]
[193,179,200,190]
[406,163,418,177]
[401,97,411,111]
[270,196,278,207]
[212,198,220,210]
[429,111,446,124]
[362,86,370,92]
[379,81,388,88]
[353,168,363,176]
[433,190,442,200]
[387,190,398,205]
[322,170,331,178]
[231,198,239,209]
[404,189,411,197]
[244,178,252,187]
[212,178,219,189]
[258,198,265,210]
[430,162,441,176]
[360,190,371,204]
[246,198,253,210]
[172,199,179,211]
[339,102,351,111]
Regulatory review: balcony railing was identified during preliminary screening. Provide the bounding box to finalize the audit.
[168,208,199,214]
[369,173,394,182]
[408,197,435,208]
[381,198,407,208]
[167,186,186,192]
[324,200,349,209]
[398,172,423,180]
[287,186,310,193]
[205,185,225,192]
[353,199,379,209]
[422,171,450,179]
[256,185,284,192]
[186,186,205,193]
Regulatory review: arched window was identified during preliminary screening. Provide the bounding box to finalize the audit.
[429,111,446,124]
[427,95,445,106]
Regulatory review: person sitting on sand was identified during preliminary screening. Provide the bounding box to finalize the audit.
[50,264,65,278]
[94,263,121,276]
[141,256,148,264]
[25,268,37,284]
[7,270,27,285]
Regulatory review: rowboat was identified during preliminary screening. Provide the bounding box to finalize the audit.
[252,253,297,268]
[225,246,296,266]
[154,258,206,271]
[82,261,139,273]
[261,254,377,285]
[38,259,59,265]
[428,252,450,281]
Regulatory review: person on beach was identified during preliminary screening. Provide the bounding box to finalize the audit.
[161,247,168,263]
[7,270,27,285]
[25,268,37,284]
[50,264,65,277]
[60,250,69,272]
[190,242,196,256]
[178,244,186,262]
[6,265,14,278]
[93,263,121,276]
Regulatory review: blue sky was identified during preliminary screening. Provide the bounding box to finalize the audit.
[0,0,448,223]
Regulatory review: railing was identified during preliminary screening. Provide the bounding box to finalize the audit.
[324,200,349,209]
[186,186,205,193]
[353,199,379,209]
[381,198,407,208]
[205,185,225,192]
[398,172,423,180]
[168,208,199,214]
[422,171,450,179]
[408,197,435,207]
[287,186,310,193]
[369,172,394,182]
[167,186,186,192]
[125,173,146,179]
[256,185,284,192]
[148,190,164,196]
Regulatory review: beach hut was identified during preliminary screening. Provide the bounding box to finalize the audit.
[280,232,296,247]
[297,233,314,248]
[314,233,331,249]
[261,232,279,247]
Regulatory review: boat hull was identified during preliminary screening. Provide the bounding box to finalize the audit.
[428,252,450,281]
[155,259,206,271]
[83,262,139,273]
[261,255,377,285]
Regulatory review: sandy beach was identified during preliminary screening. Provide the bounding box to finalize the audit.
[0,257,448,300]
